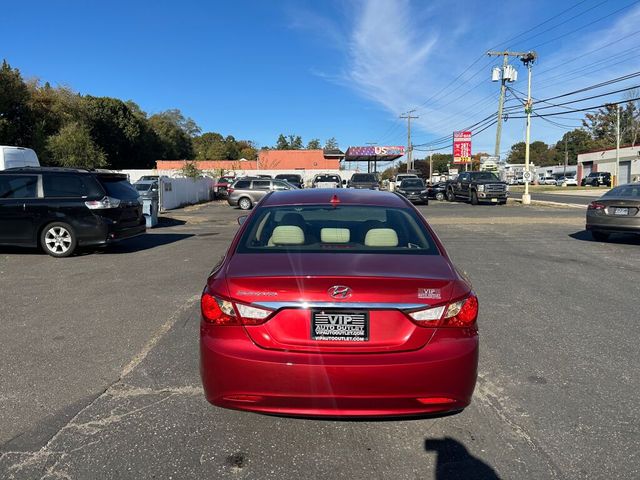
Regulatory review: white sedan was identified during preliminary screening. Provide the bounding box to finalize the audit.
[556,176,578,187]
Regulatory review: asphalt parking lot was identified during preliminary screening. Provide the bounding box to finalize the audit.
[1,200,638,479]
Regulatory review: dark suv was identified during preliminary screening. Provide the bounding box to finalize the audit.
[347,173,380,190]
[581,172,611,187]
[0,167,145,257]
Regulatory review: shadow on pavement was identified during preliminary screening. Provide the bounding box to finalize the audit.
[425,437,500,480]
[569,230,640,245]
[91,233,194,254]
[156,216,187,228]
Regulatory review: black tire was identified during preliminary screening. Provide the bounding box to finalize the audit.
[446,188,455,202]
[435,192,445,201]
[470,191,479,205]
[591,230,609,242]
[238,197,252,210]
[40,222,77,258]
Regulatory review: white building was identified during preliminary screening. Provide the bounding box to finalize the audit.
[577,145,640,184]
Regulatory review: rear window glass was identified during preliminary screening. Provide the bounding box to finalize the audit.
[315,175,340,183]
[43,174,87,197]
[237,205,438,255]
[134,183,152,191]
[400,179,424,187]
[604,185,640,198]
[0,175,38,199]
[351,174,377,182]
[97,176,139,200]
[276,175,301,182]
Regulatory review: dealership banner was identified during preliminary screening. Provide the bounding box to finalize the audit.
[452,131,472,164]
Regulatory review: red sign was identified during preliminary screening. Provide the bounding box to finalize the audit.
[453,131,472,164]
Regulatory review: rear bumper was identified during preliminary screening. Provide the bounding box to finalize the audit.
[586,213,640,234]
[200,324,478,417]
[80,219,146,246]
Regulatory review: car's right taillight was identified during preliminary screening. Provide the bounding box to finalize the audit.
[85,196,121,209]
[588,201,605,210]
[407,293,479,328]
[227,187,235,194]
[201,292,273,325]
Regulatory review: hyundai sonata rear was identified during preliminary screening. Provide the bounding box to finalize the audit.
[200,189,478,417]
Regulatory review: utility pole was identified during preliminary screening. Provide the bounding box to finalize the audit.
[520,51,537,205]
[366,142,377,173]
[615,104,620,187]
[400,110,418,172]
[429,151,433,184]
[487,50,532,159]
[564,135,568,178]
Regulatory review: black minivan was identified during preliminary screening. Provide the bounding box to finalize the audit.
[0,167,146,257]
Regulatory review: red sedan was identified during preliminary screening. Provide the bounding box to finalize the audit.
[200,189,479,417]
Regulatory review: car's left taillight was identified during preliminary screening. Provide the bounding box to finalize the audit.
[85,196,121,209]
[588,201,605,210]
[406,293,479,328]
[201,292,272,325]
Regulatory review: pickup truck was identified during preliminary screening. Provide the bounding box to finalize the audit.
[446,171,508,205]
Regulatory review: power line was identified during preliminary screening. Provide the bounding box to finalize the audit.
[509,96,640,118]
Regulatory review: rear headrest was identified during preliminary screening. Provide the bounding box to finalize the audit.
[364,228,398,247]
[270,225,305,245]
[321,228,350,243]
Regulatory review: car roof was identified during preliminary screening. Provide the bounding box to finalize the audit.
[0,166,114,175]
[261,188,408,208]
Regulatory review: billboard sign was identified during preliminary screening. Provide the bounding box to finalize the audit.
[453,131,472,164]
[346,146,405,157]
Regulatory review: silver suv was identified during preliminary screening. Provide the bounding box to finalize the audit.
[227,177,297,210]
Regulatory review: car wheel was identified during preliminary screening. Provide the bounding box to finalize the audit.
[436,192,445,201]
[470,191,479,205]
[591,230,609,242]
[446,189,455,202]
[238,197,252,210]
[40,222,77,258]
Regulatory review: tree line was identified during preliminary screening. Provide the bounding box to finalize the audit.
[0,60,344,170]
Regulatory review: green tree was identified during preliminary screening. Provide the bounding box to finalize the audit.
[550,129,594,165]
[180,160,202,179]
[46,122,107,168]
[276,134,289,149]
[288,135,303,150]
[149,110,195,159]
[506,141,552,165]
[324,137,339,150]
[307,138,321,149]
[0,60,33,146]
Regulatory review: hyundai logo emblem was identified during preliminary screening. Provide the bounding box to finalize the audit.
[328,285,352,299]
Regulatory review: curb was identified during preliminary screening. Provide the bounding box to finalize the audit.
[511,199,586,209]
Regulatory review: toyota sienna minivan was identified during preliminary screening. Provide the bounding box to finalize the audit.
[0,167,146,257]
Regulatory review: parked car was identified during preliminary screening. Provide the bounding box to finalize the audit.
[275,173,305,189]
[542,177,557,185]
[0,146,40,170]
[586,182,640,241]
[312,174,342,188]
[396,178,429,204]
[255,174,272,179]
[581,172,612,187]
[555,175,578,187]
[390,173,419,192]
[427,182,448,201]
[200,189,479,417]
[446,171,508,205]
[227,178,297,210]
[138,175,159,182]
[347,173,380,190]
[0,167,145,257]
[133,180,159,200]
[213,175,236,199]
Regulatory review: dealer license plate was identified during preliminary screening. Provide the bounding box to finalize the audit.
[614,208,629,216]
[311,310,369,341]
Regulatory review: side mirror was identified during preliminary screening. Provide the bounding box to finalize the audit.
[237,215,248,226]
[342,179,347,185]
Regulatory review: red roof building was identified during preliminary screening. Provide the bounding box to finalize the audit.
[156,149,341,172]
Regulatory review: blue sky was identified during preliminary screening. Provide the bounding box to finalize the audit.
[4,0,640,160]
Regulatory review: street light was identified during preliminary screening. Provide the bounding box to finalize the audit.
[521,51,537,205]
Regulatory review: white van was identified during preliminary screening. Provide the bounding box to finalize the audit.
[0,146,40,170]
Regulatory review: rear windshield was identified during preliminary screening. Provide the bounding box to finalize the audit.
[604,185,640,198]
[237,205,438,255]
[400,179,424,188]
[351,174,377,182]
[134,183,152,191]
[276,175,301,182]
[98,176,139,200]
[315,175,340,183]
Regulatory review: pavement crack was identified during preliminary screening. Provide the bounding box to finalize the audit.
[475,374,566,480]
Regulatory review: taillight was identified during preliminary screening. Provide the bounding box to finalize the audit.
[407,293,479,328]
[200,292,272,325]
[227,187,235,194]
[85,196,121,209]
[588,202,605,210]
